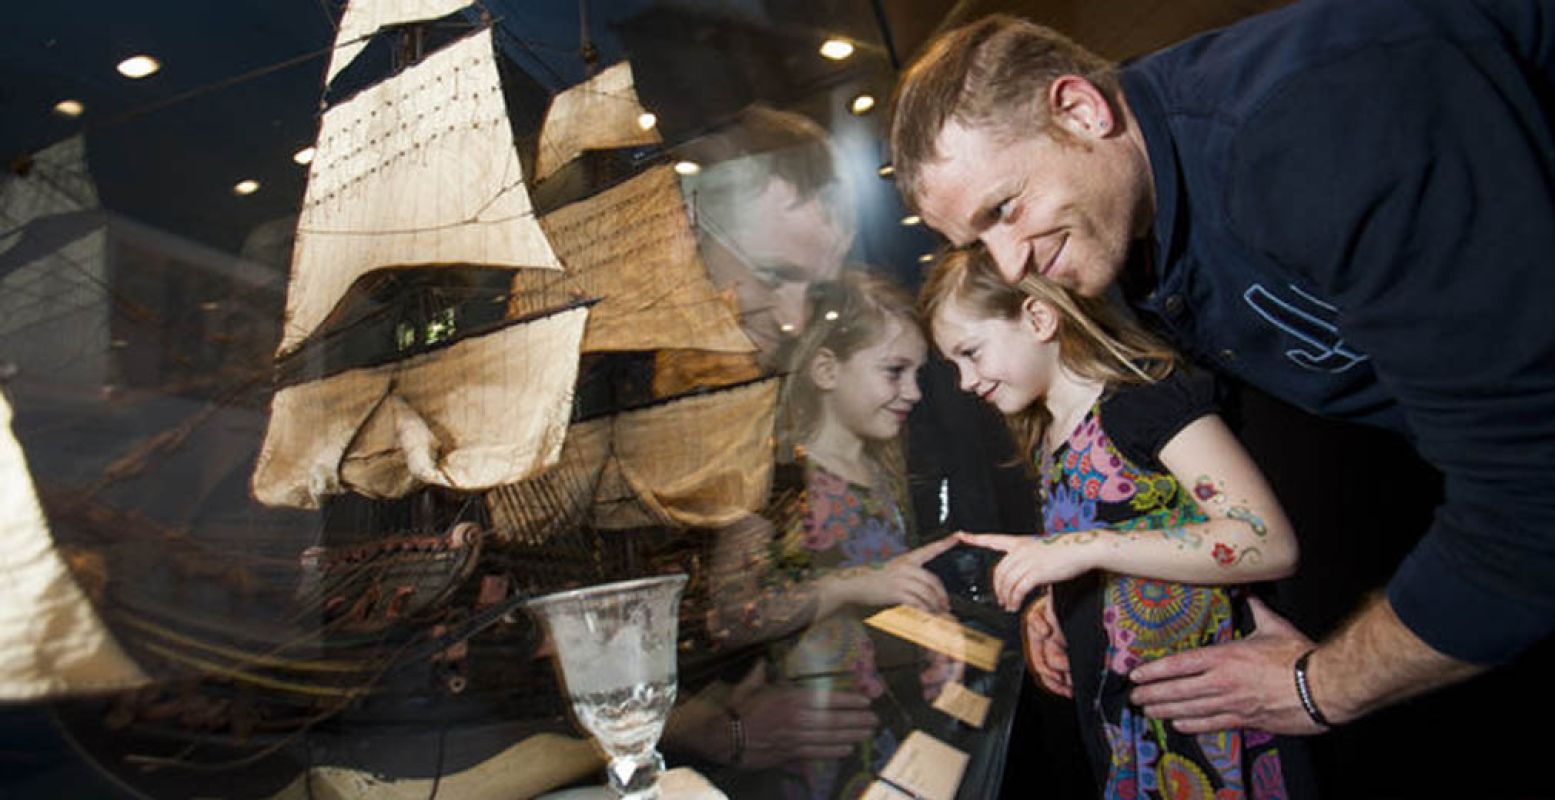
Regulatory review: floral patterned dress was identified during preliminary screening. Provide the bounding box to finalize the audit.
[1042,371,1295,800]
[767,460,953,800]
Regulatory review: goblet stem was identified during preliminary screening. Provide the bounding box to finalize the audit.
[607,750,665,800]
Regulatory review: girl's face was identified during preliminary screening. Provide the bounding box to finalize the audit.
[932,297,1058,414]
[821,317,927,442]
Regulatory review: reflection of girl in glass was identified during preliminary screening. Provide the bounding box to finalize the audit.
[764,270,957,799]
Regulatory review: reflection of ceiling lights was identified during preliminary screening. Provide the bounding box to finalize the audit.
[116,55,161,79]
[849,94,876,115]
[637,112,657,131]
[53,99,85,118]
[673,160,701,176]
[779,323,796,333]
[233,179,260,196]
[900,214,922,226]
[918,253,935,264]
[877,163,895,178]
[292,146,316,165]
[200,301,222,311]
[819,38,855,60]
[823,310,840,321]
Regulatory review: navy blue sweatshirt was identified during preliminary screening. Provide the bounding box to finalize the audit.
[1122,0,1555,663]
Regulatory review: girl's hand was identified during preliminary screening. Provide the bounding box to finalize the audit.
[955,532,1091,611]
[823,538,955,614]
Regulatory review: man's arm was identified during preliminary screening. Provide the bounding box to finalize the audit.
[1127,594,1482,734]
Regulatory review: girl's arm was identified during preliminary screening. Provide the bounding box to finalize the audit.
[964,414,1298,611]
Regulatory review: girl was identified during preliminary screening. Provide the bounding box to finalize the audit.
[921,247,1303,799]
[764,270,957,799]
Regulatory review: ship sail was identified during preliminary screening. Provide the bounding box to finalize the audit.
[0,392,148,699]
[533,61,662,183]
[252,304,588,509]
[324,0,471,86]
[282,27,561,356]
[512,164,751,354]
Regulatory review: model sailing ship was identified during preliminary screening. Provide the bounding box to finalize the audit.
[1,0,780,791]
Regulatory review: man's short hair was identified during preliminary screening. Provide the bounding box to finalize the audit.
[889,14,1119,210]
[679,104,849,238]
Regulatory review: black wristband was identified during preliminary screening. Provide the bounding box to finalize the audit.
[1292,648,1332,729]
[727,708,745,766]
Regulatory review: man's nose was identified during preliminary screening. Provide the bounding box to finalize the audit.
[772,282,808,337]
[983,229,1027,283]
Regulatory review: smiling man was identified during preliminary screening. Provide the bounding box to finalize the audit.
[890,1,1555,741]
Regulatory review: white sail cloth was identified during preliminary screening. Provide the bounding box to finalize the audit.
[487,377,778,537]
[284,29,561,355]
[0,393,149,699]
[324,0,472,86]
[533,61,663,183]
[253,306,588,509]
[513,165,753,355]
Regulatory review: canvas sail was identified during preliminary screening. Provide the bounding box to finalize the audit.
[510,165,751,355]
[532,61,663,183]
[253,305,589,509]
[487,377,777,537]
[324,0,472,86]
[283,28,561,355]
[0,392,149,700]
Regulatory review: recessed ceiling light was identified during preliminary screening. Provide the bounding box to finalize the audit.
[918,253,935,264]
[53,100,85,118]
[877,163,895,178]
[819,38,855,60]
[233,179,260,196]
[292,146,316,165]
[200,301,221,311]
[823,310,840,321]
[637,112,657,131]
[900,214,922,226]
[849,94,876,115]
[116,55,161,79]
[779,323,796,333]
[673,160,701,176]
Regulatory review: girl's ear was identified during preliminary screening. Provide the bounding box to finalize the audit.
[1021,296,1060,342]
[810,347,841,390]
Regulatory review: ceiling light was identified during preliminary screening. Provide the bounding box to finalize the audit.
[673,160,701,176]
[877,163,895,178]
[116,55,161,79]
[900,214,922,226]
[918,253,935,264]
[53,100,85,118]
[779,323,796,333]
[637,112,657,131]
[819,38,855,60]
[292,146,316,165]
[823,310,840,322]
[200,301,221,311]
[849,94,876,115]
[233,179,260,196]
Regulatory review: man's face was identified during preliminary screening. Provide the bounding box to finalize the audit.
[701,178,854,368]
[915,118,1151,298]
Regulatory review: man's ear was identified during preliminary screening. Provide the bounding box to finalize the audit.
[1047,75,1115,141]
[1022,296,1060,342]
[810,347,840,390]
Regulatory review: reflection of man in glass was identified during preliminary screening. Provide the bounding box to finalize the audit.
[658,105,885,779]
[680,105,856,372]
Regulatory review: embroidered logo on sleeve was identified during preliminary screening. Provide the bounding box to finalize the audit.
[1242,283,1368,373]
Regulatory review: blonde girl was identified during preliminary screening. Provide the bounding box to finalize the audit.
[921,247,1304,799]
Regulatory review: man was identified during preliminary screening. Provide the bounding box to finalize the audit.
[889,1,1555,737]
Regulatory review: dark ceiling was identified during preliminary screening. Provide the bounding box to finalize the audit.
[1,0,1291,259]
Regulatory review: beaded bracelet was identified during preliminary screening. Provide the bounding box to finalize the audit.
[727,708,746,766]
[1292,648,1332,729]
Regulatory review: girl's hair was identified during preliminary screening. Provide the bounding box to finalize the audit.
[778,269,919,478]
[918,247,1176,460]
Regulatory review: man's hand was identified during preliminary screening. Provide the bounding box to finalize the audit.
[1128,596,1321,734]
[727,661,878,769]
[1022,591,1073,698]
